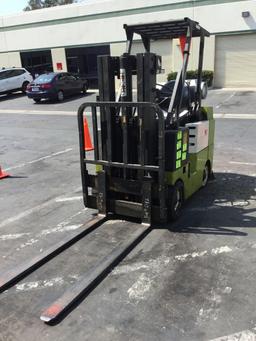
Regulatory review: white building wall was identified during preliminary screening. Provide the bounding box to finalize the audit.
[172,35,215,71]
[0,52,21,68]
[0,0,255,53]
[0,0,255,85]
[111,39,172,82]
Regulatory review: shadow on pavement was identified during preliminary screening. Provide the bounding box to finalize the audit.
[44,172,256,325]
[32,92,95,105]
[0,92,25,101]
[168,172,256,236]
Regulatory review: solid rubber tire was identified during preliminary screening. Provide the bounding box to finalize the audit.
[168,181,184,221]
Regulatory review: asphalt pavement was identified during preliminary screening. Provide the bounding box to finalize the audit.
[0,88,256,116]
[0,89,255,341]
[0,90,96,113]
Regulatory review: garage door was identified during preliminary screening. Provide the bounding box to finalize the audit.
[214,34,256,88]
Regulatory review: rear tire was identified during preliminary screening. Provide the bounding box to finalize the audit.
[82,83,88,94]
[168,181,184,221]
[22,81,29,94]
[33,98,41,103]
[202,162,210,187]
[57,90,64,102]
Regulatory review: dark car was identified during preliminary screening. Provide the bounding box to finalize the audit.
[26,72,88,103]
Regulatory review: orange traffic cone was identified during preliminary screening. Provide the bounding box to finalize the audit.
[0,166,9,180]
[83,117,94,151]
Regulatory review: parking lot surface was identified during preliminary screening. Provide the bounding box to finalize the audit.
[0,91,96,113]
[1,88,256,116]
[0,90,256,341]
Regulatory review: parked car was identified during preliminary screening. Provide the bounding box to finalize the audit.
[0,67,33,95]
[26,72,88,103]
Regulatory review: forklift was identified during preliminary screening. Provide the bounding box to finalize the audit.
[78,17,214,224]
[0,18,214,323]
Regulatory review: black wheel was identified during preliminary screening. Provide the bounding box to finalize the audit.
[168,181,184,221]
[33,98,41,103]
[82,83,88,94]
[202,162,210,187]
[22,81,29,93]
[57,90,64,102]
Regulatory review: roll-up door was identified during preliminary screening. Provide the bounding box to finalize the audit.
[214,34,256,88]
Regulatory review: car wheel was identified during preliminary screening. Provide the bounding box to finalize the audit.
[201,83,208,99]
[202,162,210,187]
[33,98,41,103]
[82,84,88,94]
[22,81,29,94]
[57,90,64,102]
[168,181,184,221]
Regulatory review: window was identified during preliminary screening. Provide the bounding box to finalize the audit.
[0,71,10,80]
[9,69,26,77]
[57,74,67,81]
[66,74,77,81]
[20,50,53,75]
[34,74,55,84]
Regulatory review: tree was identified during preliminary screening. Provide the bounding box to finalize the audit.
[24,0,76,11]
[24,0,42,11]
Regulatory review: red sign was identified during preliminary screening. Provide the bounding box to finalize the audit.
[56,62,63,70]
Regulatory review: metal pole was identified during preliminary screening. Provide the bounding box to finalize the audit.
[167,25,192,126]
[196,33,205,110]
[125,30,134,55]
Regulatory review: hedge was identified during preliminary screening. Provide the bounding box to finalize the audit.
[167,70,214,86]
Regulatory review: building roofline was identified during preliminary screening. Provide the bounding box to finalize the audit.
[0,0,246,32]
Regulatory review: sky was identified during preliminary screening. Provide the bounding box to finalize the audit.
[0,0,86,16]
[0,0,28,16]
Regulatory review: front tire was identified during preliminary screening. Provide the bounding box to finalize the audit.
[33,98,41,103]
[168,181,184,221]
[57,90,64,102]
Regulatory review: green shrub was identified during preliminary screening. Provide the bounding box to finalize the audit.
[201,70,214,86]
[167,71,178,82]
[167,70,214,86]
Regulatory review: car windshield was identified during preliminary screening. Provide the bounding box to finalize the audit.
[34,74,55,84]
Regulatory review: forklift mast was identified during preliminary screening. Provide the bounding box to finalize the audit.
[78,17,211,224]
